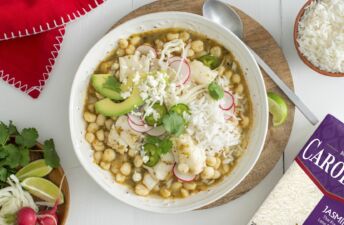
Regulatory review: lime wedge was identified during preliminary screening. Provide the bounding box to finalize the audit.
[16,159,53,181]
[21,177,64,204]
[267,92,288,126]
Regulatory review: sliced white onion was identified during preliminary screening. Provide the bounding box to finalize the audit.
[136,45,157,58]
[172,163,195,182]
[146,126,166,136]
[169,58,191,87]
[127,117,152,133]
[219,91,235,110]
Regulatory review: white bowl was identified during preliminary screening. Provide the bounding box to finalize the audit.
[69,12,268,213]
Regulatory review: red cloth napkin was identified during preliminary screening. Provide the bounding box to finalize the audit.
[0,0,104,98]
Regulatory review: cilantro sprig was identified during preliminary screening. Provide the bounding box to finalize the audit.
[0,121,60,186]
[162,112,186,136]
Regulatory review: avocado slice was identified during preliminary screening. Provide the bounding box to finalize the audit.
[91,74,123,100]
[95,86,144,116]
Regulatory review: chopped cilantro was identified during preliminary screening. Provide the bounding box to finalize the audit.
[208,82,224,100]
[162,112,185,136]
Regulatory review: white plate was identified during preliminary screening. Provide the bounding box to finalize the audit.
[69,12,268,213]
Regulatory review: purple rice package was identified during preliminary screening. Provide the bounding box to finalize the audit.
[249,114,344,225]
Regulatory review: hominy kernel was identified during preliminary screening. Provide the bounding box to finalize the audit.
[116,48,125,56]
[154,39,164,49]
[160,187,171,198]
[210,46,222,58]
[183,182,197,191]
[105,119,114,130]
[85,132,95,143]
[213,170,221,179]
[125,45,136,55]
[93,152,102,164]
[201,167,215,179]
[187,49,195,57]
[130,36,141,46]
[241,116,250,128]
[115,173,126,183]
[84,112,96,123]
[133,155,143,167]
[232,73,241,83]
[166,33,179,41]
[206,156,217,167]
[120,162,132,176]
[93,140,105,151]
[96,129,105,141]
[214,158,221,169]
[96,114,106,126]
[132,172,142,182]
[127,149,136,158]
[171,182,182,192]
[235,84,244,94]
[224,70,233,79]
[87,104,95,113]
[102,148,116,161]
[222,164,230,173]
[191,40,204,52]
[180,188,189,198]
[118,39,129,49]
[180,31,190,41]
[100,161,110,170]
[135,183,149,196]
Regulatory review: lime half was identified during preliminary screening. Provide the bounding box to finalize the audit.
[267,92,288,126]
[21,177,64,204]
[16,159,52,181]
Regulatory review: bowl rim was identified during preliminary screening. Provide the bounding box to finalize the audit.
[293,0,344,77]
[69,11,268,213]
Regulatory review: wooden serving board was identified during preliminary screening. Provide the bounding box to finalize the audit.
[111,0,295,209]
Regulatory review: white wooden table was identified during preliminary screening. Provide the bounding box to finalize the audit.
[1,0,343,224]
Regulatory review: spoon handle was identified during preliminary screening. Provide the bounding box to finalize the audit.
[250,49,319,125]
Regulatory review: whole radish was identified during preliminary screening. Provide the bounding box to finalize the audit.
[16,207,37,225]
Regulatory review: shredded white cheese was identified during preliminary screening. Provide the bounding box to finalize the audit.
[186,95,242,155]
[297,0,344,73]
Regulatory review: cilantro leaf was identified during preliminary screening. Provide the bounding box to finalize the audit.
[0,147,8,159]
[0,167,8,182]
[208,82,224,100]
[103,76,121,92]
[0,122,9,146]
[160,139,172,154]
[144,136,160,145]
[19,148,30,166]
[8,121,18,135]
[43,139,60,168]
[2,144,20,168]
[15,128,38,148]
[162,112,185,136]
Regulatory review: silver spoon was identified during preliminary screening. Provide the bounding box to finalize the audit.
[203,0,319,125]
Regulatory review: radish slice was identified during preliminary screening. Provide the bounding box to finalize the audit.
[128,117,152,132]
[224,104,236,120]
[136,45,157,58]
[146,126,166,136]
[172,163,195,182]
[128,114,145,126]
[219,91,235,110]
[169,59,191,87]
